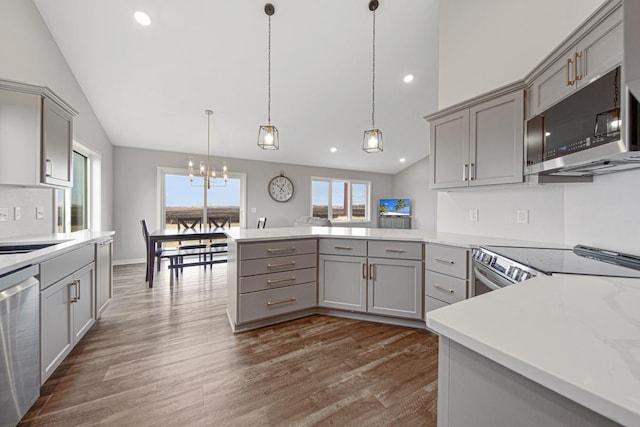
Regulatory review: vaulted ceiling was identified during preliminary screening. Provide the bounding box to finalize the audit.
[34,0,439,174]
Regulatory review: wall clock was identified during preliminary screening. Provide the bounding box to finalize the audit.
[268,171,294,202]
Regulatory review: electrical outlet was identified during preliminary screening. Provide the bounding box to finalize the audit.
[0,208,8,222]
[517,210,529,224]
[469,209,479,222]
[14,207,21,220]
[250,207,257,214]
[36,207,45,220]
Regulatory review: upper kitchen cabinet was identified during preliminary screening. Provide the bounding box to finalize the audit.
[528,2,622,117]
[0,79,77,188]
[427,87,525,190]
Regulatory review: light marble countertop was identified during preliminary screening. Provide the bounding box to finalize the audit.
[427,274,640,426]
[225,226,569,249]
[0,230,114,276]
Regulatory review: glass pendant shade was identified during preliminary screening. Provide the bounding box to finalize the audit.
[258,125,279,150]
[363,128,383,153]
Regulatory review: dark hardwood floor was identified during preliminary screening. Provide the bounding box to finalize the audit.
[21,262,439,426]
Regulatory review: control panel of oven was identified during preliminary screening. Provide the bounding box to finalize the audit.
[472,248,541,283]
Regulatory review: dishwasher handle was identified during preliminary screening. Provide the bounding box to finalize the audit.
[0,276,39,302]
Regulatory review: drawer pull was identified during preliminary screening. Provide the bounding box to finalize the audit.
[267,247,296,253]
[385,248,407,254]
[267,297,296,306]
[267,276,296,285]
[434,257,455,265]
[434,284,454,294]
[267,261,297,269]
[334,246,353,250]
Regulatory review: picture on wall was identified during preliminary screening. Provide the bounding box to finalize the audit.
[379,199,411,216]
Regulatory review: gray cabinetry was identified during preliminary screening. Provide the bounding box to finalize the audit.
[95,238,113,318]
[428,89,524,189]
[368,257,422,319]
[318,255,367,312]
[40,245,95,383]
[529,4,622,117]
[0,79,77,188]
[425,244,470,315]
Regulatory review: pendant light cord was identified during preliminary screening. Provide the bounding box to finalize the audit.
[268,14,272,125]
[371,9,376,129]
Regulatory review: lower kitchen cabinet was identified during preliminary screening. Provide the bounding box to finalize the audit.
[368,258,423,319]
[95,238,113,318]
[425,243,470,316]
[318,254,367,312]
[40,246,95,384]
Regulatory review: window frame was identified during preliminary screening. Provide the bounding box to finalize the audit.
[310,176,371,224]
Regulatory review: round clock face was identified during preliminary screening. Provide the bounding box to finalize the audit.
[268,174,294,202]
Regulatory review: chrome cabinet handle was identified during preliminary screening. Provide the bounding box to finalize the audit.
[45,158,53,177]
[267,276,296,285]
[385,248,407,254]
[76,279,81,301]
[434,284,454,294]
[369,264,375,281]
[334,246,353,250]
[267,261,296,269]
[574,51,583,82]
[434,257,455,265]
[267,297,296,306]
[267,247,296,253]
[469,163,475,181]
[462,163,468,181]
[362,263,367,279]
[566,57,575,86]
[69,280,79,303]
[98,240,113,246]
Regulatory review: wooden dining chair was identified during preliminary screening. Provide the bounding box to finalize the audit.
[257,217,267,228]
[141,219,163,281]
[176,217,207,272]
[208,217,231,229]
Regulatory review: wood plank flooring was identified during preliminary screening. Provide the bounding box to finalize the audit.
[21,262,439,426]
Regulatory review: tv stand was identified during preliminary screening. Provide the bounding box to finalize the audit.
[378,216,411,229]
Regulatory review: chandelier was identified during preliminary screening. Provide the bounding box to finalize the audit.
[188,110,228,188]
[363,0,383,153]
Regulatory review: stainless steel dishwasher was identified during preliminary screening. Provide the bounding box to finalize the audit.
[0,264,40,427]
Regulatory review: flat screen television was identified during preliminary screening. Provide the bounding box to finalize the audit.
[378,198,410,216]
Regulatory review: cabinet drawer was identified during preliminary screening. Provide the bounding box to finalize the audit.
[239,253,317,277]
[239,267,316,294]
[425,270,467,304]
[319,239,367,256]
[425,296,450,314]
[425,244,468,279]
[40,244,94,290]
[239,282,316,323]
[239,239,316,260]
[368,240,423,260]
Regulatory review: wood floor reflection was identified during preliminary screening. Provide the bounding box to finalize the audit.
[21,262,439,426]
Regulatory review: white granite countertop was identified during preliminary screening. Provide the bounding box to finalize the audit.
[427,274,640,426]
[226,226,569,249]
[0,230,114,276]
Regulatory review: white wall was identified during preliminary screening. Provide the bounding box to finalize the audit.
[0,0,114,237]
[115,146,393,262]
[392,157,437,232]
[434,0,640,252]
[438,0,605,108]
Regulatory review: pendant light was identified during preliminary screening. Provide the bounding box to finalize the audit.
[258,3,279,150]
[188,110,228,189]
[363,0,383,153]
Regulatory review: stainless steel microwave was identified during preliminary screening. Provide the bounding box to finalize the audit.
[525,66,640,176]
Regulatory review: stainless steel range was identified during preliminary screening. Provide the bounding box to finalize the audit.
[471,244,640,296]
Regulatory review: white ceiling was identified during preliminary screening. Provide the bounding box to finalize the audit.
[34,0,439,174]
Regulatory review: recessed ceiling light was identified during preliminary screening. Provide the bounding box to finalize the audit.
[134,11,151,26]
[330,147,337,153]
[403,74,414,83]
[400,158,406,163]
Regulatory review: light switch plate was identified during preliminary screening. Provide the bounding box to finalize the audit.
[469,209,479,222]
[36,207,45,220]
[0,208,8,222]
[250,207,257,214]
[14,207,21,220]
[517,210,529,224]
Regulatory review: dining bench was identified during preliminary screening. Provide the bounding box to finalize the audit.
[161,242,228,284]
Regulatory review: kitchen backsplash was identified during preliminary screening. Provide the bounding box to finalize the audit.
[0,185,53,239]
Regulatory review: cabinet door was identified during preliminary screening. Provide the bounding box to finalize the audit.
[318,255,367,312]
[367,258,422,320]
[469,90,524,186]
[40,277,73,384]
[529,50,576,117]
[95,240,113,318]
[429,110,470,189]
[41,97,73,187]
[575,5,622,89]
[73,264,96,342]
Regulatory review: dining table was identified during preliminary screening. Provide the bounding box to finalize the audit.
[146,227,227,288]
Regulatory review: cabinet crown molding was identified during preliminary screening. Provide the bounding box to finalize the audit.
[0,78,78,117]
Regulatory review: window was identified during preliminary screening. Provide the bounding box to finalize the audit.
[311,178,370,223]
[161,168,246,230]
[56,151,89,232]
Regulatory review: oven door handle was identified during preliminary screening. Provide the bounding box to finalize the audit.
[473,266,503,291]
